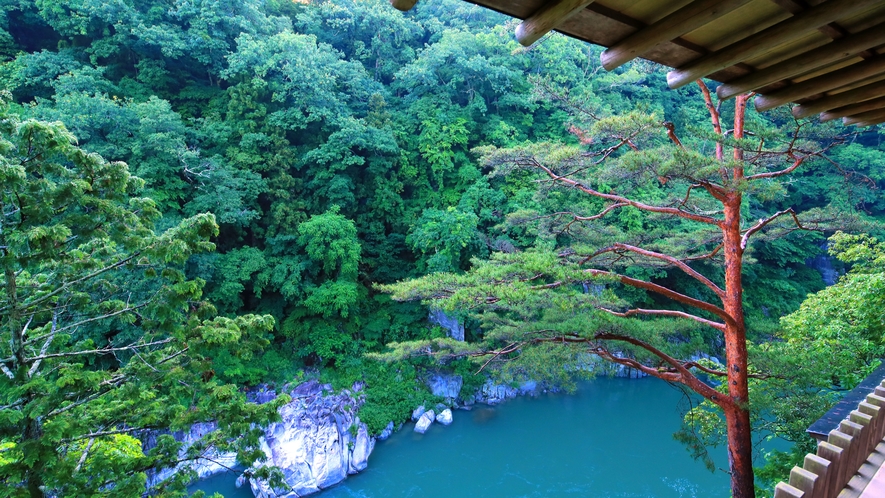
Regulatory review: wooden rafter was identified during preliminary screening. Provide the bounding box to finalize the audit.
[388,0,885,123]
[716,23,885,100]
[666,0,882,89]
[755,56,885,111]
[599,0,752,71]
[793,79,885,117]
[820,95,885,121]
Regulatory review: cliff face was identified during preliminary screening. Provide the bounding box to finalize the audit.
[250,380,374,497]
[146,380,375,497]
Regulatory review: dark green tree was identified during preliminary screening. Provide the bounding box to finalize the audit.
[0,99,284,496]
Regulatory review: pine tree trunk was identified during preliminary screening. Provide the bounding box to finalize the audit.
[722,190,754,498]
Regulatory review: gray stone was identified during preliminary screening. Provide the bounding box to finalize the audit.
[248,383,375,498]
[411,405,426,421]
[414,410,435,434]
[436,409,453,425]
[377,421,395,441]
[143,422,238,489]
[428,308,465,341]
[426,373,462,401]
[475,380,518,405]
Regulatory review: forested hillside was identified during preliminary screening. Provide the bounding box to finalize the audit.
[1,0,885,495]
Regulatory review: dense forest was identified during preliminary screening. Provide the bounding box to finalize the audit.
[1,0,885,496]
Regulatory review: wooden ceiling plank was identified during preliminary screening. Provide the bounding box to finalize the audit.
[666,0,882,89]
[599,0,752,70]
[756,57,885,111]
[819,95,885,121]
[793,79,885,117]
[843,107,885,125]
[716,22,885,100]
[516,0,597,46]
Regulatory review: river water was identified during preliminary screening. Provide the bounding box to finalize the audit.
[194,377,732,497]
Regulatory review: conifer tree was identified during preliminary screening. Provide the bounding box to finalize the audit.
[383,83,857,498]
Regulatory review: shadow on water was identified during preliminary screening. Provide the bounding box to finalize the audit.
[193,377,745,497]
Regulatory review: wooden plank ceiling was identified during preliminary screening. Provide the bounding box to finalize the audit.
[391,0,885,126]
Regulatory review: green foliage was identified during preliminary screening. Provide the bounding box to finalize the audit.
[0,105,284,496]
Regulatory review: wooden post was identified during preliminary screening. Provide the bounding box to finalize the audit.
[717,24,885,100]
[804,454,832,498]
[788,467,818,498]
[792,80,885,118]
[667,0,882,89]
[755,56,885,111]
[828,430,854,491]
[515,0,596,47]
[839,420,868,475]
[774,482,805,498]
[817,441,845,498]
[600,0,751,70]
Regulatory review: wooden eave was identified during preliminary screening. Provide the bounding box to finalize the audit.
[391,0,885,126]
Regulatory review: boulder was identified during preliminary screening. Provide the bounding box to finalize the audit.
[436,409,453,425]
[414,410,435,434]
[411,405,426,421]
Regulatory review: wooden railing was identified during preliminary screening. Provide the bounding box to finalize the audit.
[774,381,885,498]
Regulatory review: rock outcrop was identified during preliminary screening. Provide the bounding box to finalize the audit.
[475,379,539,404]
[146,380,375,497]
[143,422,238,489]
[428,308,465,341]
[426,372,463,402]
[249,380,374,497]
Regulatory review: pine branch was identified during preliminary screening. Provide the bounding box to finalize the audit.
[531,160,721,226]
[584,243,725,299]
[745,157,805,181]
[598,307,725,331]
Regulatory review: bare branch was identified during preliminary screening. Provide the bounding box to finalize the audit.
[585,243,725,299]
[15,338,173,364]
[739,208,818,250]
[746,157,805,181]
[599,307,725,331]
[532,160,721,226]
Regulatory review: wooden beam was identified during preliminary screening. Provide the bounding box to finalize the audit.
[666,0,882,89]
[600,0,752,71]
[819,95,885,121]
[793,79,885,118]
[717,23,885,100]
[770,0,877,55]
[756,56,885,111]
[389,0,418,11]
[853,117,885,127]
[844,108,885,125]
[516,0,596,47]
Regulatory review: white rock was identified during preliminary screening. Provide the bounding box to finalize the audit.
[414,410,435,434]
[436,409,453,425]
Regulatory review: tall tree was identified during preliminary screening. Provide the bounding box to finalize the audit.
[383,83,856,498]
[0,98,284,496]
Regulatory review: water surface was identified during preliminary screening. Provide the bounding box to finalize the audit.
[195,377,731,497]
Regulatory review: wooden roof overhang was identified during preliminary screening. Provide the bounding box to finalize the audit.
[391,0,885,127]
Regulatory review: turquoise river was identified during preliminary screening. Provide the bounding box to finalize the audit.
[194,377,737,497]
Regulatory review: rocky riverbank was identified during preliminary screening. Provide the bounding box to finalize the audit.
[146,380,374,497]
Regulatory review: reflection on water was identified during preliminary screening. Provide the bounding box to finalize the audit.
[193,378,734,497]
